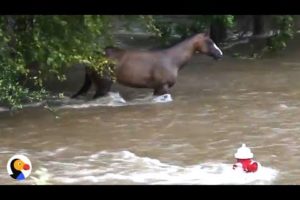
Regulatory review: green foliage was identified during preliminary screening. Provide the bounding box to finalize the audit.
[0,15,298,110]
[142,15,235,44]
[84,57,117,82]
[0,15,113,110]
[267,15,295,52]
[191,15,235,30]
[139,15,175,45]
[140,16,163,37]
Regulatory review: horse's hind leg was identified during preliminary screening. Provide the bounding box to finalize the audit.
[72,73,92,98]
[153,84,170,96]
[93,78,113,99]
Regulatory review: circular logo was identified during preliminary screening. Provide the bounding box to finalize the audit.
[7,155,32,181]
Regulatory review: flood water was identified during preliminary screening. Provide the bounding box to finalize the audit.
[1,34,300,185]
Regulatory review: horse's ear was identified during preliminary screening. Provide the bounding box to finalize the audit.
[204,29,210,37]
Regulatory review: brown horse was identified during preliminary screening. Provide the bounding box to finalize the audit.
[72,32,223,99]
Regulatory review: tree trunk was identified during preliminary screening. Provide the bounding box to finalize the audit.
[253,15,264,35]
[210,19,227,45]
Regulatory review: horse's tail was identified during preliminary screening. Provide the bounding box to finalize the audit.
[71,67,92,98]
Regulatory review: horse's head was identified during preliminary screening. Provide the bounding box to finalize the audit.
[193,33,223,60]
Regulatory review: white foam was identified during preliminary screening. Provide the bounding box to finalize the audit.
[58,92,127,109]
[0,92,174,112]
[56,93,173,109]
[152,94,173,103]
[0,102,46,112]
[30,168,52,185]
[33,150,278,185]
[97,151,278,185]
[279,104,289,109]
[0,107,9,112]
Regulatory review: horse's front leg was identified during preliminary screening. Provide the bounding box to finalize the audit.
[153,84,170,96]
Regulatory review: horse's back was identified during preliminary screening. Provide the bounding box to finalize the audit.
[104,46,126,60]
[115,52,155,86]
[103,46,175,88]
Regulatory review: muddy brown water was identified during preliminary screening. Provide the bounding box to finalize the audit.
[1,34,300,185]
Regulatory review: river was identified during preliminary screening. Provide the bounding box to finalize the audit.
[1,32,300,185]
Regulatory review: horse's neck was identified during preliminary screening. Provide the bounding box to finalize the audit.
[164,38,195,70]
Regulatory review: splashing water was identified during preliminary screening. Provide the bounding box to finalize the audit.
[31,168,52,185]
[152,94,173,103]
[0,92,174,113]
[55,93,173,109]
[30,151,278,185]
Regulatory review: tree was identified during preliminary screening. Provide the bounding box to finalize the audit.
[210,18,228,45]
[253,15,265,35]
[0,15,114,110]
[0,15,297,110]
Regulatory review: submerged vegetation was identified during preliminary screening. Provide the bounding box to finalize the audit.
[0,15,297,110]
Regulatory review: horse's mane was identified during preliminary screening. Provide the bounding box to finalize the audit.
[104,46,123,52]
[103,32,206,52]
[149,33,202,51]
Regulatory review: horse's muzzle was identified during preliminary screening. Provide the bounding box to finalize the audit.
[213,54,223,60]
[210,53,223,60]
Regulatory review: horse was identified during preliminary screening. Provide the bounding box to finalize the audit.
[72,32,223,99]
